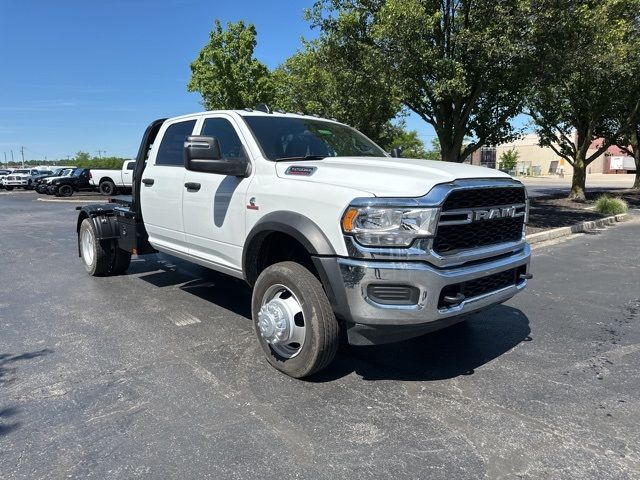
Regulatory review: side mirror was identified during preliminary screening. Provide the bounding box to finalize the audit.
[184,135,249,177]
[390,147,403,158]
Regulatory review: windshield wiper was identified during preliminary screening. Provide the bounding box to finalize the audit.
[275,155,326,162]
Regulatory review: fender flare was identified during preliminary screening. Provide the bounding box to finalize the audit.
[76,205,120,256]
[242,211,336,285]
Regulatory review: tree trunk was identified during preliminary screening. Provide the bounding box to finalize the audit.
[569,153,587,201]
[631,130,640,190]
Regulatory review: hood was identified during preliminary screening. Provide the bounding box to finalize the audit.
[275,157,512,198]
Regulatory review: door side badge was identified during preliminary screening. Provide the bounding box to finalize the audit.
[284,166,317,176]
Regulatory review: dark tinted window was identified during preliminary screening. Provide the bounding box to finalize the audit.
[201,118,246,160]
[156,120,196,166]
[126,162,135,170]
[243,116,386,160]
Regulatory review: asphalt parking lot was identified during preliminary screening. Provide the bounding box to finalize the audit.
[1,189,640,479]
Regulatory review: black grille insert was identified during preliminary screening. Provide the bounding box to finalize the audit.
[438,266,527,309]
[442,187,526,211]
[434,186,526,253]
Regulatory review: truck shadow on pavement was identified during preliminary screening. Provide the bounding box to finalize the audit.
[0,349,53,437]
[131,255,531,382]
[316,306,531,382]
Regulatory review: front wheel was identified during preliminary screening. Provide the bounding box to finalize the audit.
[4,186,13,191]
[252,261,339,378]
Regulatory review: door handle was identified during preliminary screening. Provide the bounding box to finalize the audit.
[142,178,154,186]
[184,182,201,191]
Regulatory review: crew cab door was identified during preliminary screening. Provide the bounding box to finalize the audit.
[182,115,252,271]
[140,118,196,252]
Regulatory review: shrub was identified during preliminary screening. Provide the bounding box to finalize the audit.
[594,195,628,215]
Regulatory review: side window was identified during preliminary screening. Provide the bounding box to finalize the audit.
[126,162,135,170]
[156,120,196,166]
[201,118,246,161]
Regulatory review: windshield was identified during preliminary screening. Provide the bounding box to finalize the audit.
[243,116,387,161]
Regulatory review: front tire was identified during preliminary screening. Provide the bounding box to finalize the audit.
[4,186,13,191]
[252,261,339,378]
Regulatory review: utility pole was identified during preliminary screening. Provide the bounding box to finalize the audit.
[96,149,105,158]
[20,146,25,168]
[11,149,14,166]
[3,152,6,168]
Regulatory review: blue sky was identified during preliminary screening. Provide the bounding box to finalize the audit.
[0,0,437,162]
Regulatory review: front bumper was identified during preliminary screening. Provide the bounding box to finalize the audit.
[5,180,29,186]
[314,244,531,345]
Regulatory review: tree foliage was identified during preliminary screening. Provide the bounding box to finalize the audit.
[309,0,533,163]
[384,123,428,158]
[499,148,519,171]
[528,0,640,200]
[271,38,402,147]
[188,20,274,110]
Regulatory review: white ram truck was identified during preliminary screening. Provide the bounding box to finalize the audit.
[76,109,532,378]
[90,160,135,195]
[3,168,43,190]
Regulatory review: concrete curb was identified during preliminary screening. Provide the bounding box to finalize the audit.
[527,213,627,244]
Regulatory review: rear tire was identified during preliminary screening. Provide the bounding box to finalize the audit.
[252,261,339,378]
[79,218,111,276]
[110,247,131,275]
[58,184,73,197]
[99,180,116,196]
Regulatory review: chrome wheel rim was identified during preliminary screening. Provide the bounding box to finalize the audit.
[81,228,95,266]
[258,284,306,358]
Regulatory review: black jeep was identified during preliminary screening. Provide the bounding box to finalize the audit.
[47,168,93,197]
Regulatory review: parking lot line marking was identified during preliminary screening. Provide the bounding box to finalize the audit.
[173,313,202,326]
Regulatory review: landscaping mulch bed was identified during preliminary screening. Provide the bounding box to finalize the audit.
[526,189,639,234]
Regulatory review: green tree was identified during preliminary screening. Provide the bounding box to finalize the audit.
[385,123,428,158]
[616,118,640,190]
[424,138,441,161]
[528,0,640,200]
[309,0,533,163]
[271,37,402,147]
[74,151,91,164]
[188,20,274,110]
[499,148,519,171]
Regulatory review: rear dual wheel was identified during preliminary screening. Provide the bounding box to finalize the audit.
[79,218,131,276]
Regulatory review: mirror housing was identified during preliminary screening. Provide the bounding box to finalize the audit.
[184,135,249,177]
[390,147,403,158]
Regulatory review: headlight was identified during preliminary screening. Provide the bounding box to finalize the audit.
[342,205,439,247]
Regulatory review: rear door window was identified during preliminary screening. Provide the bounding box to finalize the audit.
[155,120,197,166]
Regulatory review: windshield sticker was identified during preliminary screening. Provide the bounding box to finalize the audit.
[317,129,333,135]
[285,166,317,176]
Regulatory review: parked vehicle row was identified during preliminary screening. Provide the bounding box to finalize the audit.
[2,163,133,196]
[35,168,93,197]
